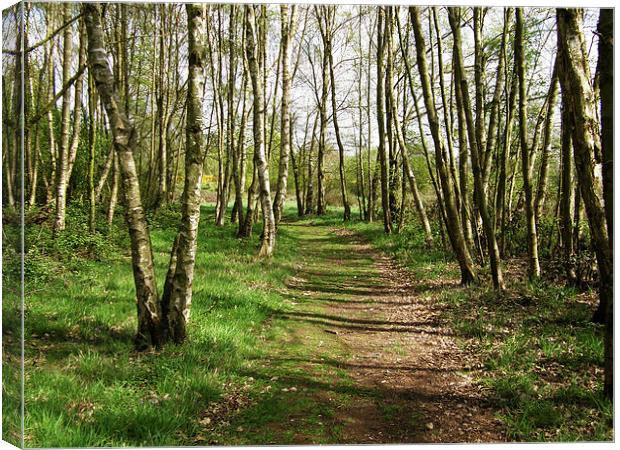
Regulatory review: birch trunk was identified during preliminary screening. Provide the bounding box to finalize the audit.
[273,5,296,224]
[164,4,208,343]
[246,5,276,257]
[83,3,164,348]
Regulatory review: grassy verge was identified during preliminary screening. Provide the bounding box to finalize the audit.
[347,218,612,442]
[2,214,23,447]
[8,204,312,447]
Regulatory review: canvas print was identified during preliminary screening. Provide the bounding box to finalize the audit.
[1,1,614,447]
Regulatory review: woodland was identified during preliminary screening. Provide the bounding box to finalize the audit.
[1,2,614,446]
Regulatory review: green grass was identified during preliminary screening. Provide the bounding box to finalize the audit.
[2,211,23,447]
[4,203,326,447]
[5,204,378,447]
[348,217,612,442]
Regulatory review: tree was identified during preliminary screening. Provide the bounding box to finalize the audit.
[409,6,476,284]
[556,7,612,400]
[515,8,541,279]
[83,3,164,348]
[246,5,276,257]
[273,5,297,225]
[163,3,209,343]
[53,4,74,232]
[449,7,504,290]
[320,5,351,222]
[376,7,392,234]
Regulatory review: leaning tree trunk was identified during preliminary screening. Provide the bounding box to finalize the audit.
[449,7,504,290]
[83,3,164,349]
[557,7,612,400]
[385,54,433,247]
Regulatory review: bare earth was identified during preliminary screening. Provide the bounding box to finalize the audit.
[276,225,506,443]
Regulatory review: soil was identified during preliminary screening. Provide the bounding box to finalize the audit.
[275,225,506,444]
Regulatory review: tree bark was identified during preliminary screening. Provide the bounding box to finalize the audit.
[596,8,613,401]
[53,4,74,232]
[376,7,392,234]
[246,5,276,257]
[557,8,612,399]
[164,4,209,343]
[83,3,164,349]
[410,6,476,284]
[534,59,560,219]
[273,5,297,225]
[515,8,541,279]
[449,7,504,290]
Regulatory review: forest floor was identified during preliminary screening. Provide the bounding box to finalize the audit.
[220,221,504,444]
[2,205,612,446]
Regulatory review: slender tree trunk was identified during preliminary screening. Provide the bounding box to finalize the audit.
[273,5,297,225]
[84,3,164,349]
[449,7,504,290]
[246,5,276,257]
[386,57,433,247]
[163,4,208,343]
[432,7,460,202]
[321,7,351,221]
[53,4,73,233]
[557,8,612,399]
[497,26,517,255]
[316,8,329,217]
[410,6,476,284]
[376,8,392,233]
[88,71,97,232]
[232,76,249,226]
[534,60,560,219]
[304,113,318,215]
[516,8,541,279]
[107,153,119,228]
[290,141,304,217]
[366,24,374,223]
[559,100,576,281]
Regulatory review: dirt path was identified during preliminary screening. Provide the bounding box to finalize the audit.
[225,222,505,444]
